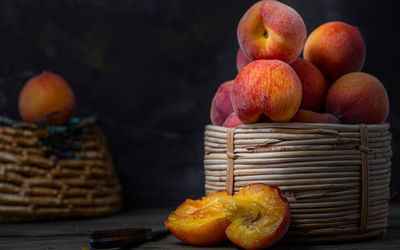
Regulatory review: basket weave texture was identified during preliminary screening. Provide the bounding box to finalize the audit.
[204,123,392,242]
[0,120,122,222]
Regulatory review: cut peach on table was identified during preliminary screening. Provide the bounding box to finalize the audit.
[222,184,290,249]
[237,0,307,64]
[291,109,341,124]
[210,80,234,126]
[290,58,328,112]
[232,59,302,123]
[304,21,366,81]
[165,191,231,246]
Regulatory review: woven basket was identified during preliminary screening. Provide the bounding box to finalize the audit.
[0,117,122,222]
[204,122,391,242]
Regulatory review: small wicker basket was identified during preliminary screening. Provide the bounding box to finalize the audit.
[0,117,122,222]
[204,122,391,242]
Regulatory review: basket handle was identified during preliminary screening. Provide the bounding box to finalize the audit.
[359,124,369,234]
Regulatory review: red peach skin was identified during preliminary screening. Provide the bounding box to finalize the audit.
[290,58,328,112]
[237,0,307,64]
[325,72,389,124]
[291,109,341,124]
[232,60,302,123]
[223,112,244,127]
[210,80,234,126]
[304,21,366,81]
[236,48,252,72]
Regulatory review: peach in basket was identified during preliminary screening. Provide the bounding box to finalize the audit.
[164,191,231,245]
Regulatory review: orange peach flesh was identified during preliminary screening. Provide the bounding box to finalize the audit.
[165,191,230,246]
[237,0,307,64]
[232,60,302,123]
[222,184,290,249]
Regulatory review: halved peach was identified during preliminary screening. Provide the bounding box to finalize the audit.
[165,191,231,246]
[222,184,290,249]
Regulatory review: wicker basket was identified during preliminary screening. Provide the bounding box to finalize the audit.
[204,122,391,242]
[0,117,122,222]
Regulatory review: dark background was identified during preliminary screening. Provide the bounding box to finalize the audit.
[0,0,398,208]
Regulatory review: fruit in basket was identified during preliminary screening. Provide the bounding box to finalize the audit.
[18,71,76,125]
[290,58,328,112]
[222,184,290,249]
[210,80,234,126]
[165,191,231,246]
[304,21,366,81]
[236,48,252,72]
[232,60,302,123]
[291,109,341,124]
[325,72,389,124]
[237,0,307,64]
[223,112,244,127]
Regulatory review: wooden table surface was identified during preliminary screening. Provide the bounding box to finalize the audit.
[1,203,399,250]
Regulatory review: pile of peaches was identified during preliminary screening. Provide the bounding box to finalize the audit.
[166,0,390,248]
[211,0,389,128]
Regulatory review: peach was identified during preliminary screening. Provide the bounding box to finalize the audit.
[222,184,290,249]
[232,60,302,123]
[304,21,366,81]
[291,109,341,124]
[210,80,234,126]
[223,112,244,128]
[237,0,307,64]
[18,71,76,125]
[236,48,252,72]
[325,72,389,124]
[290,58,328,112]
[165,191,231,246]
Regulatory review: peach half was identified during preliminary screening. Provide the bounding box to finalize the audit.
[165,191,231,246]
[237,0,307,64]
[222,184,290,249]
[210,80,234,126]
[232,60,302,123]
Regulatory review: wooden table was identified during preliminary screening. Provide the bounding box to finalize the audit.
[1,203,399,249]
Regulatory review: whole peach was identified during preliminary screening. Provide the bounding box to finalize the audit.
[236,48,251,72]
[210,80,234,126]
[291,109,341,124]
[304,21,366,81]
[325,72,389,124]
[290,58,328,112]
[232,60,302,123]
[18,71,76,125]
[223,112,244,128]
[237,0,307,64]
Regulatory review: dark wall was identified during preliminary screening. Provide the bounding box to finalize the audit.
[0,0,399,208]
